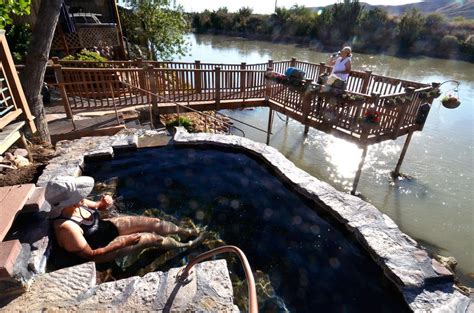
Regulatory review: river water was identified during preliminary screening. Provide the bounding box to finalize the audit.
[175,34,474,286]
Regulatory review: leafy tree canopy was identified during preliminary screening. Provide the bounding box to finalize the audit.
[0,0,31,29]
[122,0,189,60]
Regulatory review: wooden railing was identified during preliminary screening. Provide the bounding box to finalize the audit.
[51,58,435,146]
[51,24,120,54]
[0,30,36,154]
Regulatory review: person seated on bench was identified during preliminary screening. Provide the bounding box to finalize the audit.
[46,175,206,264]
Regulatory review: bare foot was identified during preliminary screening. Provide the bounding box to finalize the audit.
[188,231,209,248]
[180,225,207,239]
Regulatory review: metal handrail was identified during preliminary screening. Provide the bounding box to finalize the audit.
[51,79,253,135]
[118,80,270,135]
[177,245,258,313]
[119,81,235,134]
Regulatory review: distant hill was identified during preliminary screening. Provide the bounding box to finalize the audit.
[309,0,474,19]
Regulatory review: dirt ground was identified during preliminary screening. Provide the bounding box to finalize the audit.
[0,111,228,187]
[0,143,56,187]
[160,111,231,133]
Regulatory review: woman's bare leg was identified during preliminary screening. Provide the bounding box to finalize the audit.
[106,216,198,237]
[91,232,207,263]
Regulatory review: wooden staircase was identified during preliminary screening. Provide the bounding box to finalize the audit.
[0,184,47,278]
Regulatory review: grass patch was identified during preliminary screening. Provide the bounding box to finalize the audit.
[166,116,194,132]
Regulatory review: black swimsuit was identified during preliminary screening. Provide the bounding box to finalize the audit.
[54,206,119,249]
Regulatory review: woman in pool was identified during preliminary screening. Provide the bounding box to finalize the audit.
[46,175,206,264]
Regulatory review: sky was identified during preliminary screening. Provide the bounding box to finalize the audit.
[175,0,422,14]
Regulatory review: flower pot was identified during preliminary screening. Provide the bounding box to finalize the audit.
[441,97,461,109]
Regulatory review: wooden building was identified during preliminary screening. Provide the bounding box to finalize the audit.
[16,0,126,59]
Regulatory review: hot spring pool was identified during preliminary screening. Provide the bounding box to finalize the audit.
[84,146,410,312]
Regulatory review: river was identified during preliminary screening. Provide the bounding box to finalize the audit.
[175,34,474,286]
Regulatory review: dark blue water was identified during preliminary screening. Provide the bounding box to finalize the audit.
[85,146,410,312]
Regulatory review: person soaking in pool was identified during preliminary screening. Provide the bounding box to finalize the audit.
[46,175,206,264]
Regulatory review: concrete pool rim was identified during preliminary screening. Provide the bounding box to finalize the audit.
[34,128,471,312]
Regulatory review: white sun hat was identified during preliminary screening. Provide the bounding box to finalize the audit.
[45,176,95,217]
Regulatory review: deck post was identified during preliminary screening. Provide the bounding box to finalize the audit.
[302,79,314,134]
[268,59,274,70]
[392,131,414,178]
[393,87,415,139]
[265,67,272,104]
[195,60,202,93]
[351,145,368,195]
[240,62,246,94]
[361,70,372,94]
[52,64,75,124]
[136,58,147,96]
[146,64,159,126]
[266,107,273,145]
[290,57,297,67]
[215,66,221,110]
[319,62,327,75]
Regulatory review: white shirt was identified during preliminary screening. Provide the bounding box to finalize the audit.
[331,56,351,81]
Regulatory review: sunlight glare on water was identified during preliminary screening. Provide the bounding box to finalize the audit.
[324,138,360,179]
[178,34,474,287]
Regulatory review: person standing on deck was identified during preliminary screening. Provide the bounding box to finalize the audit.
[328,46,352,82]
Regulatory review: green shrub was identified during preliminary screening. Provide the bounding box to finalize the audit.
[166,116,194,131]
[5,24,31,64]
[439,35,459,57]
[62,49,108,62]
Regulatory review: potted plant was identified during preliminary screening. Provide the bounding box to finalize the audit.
[441,94,461,109]
[358,108,381,127]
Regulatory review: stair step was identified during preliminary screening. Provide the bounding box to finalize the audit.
[0,184,35,241]
[22,187,46,213]
[0,240,22,278]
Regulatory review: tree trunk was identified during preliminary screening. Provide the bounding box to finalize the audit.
[20,0,62,143]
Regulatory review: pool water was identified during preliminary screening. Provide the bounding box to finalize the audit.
[84,146,410,312]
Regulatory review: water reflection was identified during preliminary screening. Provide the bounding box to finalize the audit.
[178,34,474,287]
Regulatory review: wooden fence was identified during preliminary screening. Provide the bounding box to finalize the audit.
[51,58,436,147]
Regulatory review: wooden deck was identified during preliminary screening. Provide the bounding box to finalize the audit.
[48,58,440,194]
[51,58,436,148]
[48,113,125,144]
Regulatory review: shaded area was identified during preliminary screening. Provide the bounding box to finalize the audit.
[84,146,410,312]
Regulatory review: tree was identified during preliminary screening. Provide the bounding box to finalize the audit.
[20,0,62,143]
[331,0,363,41]
[357,8,392,50]
[397,9,425,52]
[123,0,189,60]
[233,7,253,32]
[0,0,31,29]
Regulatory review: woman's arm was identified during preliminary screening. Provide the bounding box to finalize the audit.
[77,234,141,262]
[328,57,337,67]
[59,225,140,262]
[83,195,113,211]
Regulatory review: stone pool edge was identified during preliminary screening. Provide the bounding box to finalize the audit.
[172,128,471,312]
[34,128,471,312]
